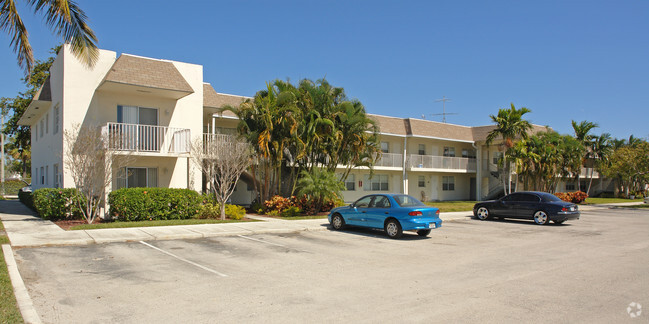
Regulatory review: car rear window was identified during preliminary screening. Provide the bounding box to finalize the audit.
[393,195,426,207]
[539,192,563,202]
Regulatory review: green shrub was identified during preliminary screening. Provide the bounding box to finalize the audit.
[32,188,85,220]
[1,179,31,196]
[18,189,34,210]
[196,203,221,219]
[267,210,280,217]
[109,188,202,221]
[280,206,302,217]
[225,204,246,220]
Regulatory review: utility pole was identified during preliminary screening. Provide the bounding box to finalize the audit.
[432,96,457,123]
[1,109,4,196]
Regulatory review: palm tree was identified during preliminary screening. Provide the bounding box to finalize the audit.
[571,120,599,190]
[486,103,533,194]
[588,133,612,194]
[1,0,98,73]
[296,168,344,214]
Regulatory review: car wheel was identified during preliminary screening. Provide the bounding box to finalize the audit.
[476,207,491,220]
[417,229,431,237]
[331,214,345,230]
[384,219,403,239]
[553,220,565,225]
[533,211,549,225]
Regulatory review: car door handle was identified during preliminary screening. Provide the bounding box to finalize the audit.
[361,211,367,213]
[384,212,389,214]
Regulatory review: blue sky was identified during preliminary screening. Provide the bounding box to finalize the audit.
[1,0,647,139]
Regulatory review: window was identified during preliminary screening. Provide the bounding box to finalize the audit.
[344,174,355,191]
[462,149,469,158]
[117,167,158,188]
[53,164,60,188]
[442,176,455,191]
[54,105,60,134]
[40,167,44,185]
[34,125,38,142]
[45,113,49,134]
[566,183,575,191]
[45,165,49,185]
[380,142,389,153]
[418,176,425,188]
[34,168,38,185]
[443,147,455,157]
[493,152,503,165]
[117,105,158,126]
[372,196,391,208]
[39,119,44,138]
[418,144,425,155]
[365,174,388,191]
[354,196,373,208]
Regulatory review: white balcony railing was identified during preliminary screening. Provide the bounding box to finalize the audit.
[408,155,477,172]
[579,168,600,178]
[375,153,403,168]
[105,122,191,154]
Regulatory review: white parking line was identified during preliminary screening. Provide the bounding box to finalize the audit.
[139,241,227,277]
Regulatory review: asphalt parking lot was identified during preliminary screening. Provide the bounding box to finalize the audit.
[13,207,649,323]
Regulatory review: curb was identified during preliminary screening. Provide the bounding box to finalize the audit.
[2,244,42,324]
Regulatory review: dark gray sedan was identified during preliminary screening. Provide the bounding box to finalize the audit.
[473,191,580,225]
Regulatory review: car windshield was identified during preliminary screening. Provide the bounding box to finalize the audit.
[393,195,426,207]
[538,192,562,202]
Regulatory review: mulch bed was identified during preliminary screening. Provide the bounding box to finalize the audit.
[53,219,106,230]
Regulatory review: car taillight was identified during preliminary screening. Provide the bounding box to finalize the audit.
[408,211,423,216]
[436,209,440,215]
[561,207,568,211]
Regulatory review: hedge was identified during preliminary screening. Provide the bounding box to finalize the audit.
[18,189,34,210]
[32,188,85,220]
[1,178,31,196]
[109,188,202,221]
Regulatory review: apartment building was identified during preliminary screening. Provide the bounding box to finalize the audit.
[19,45,608,207]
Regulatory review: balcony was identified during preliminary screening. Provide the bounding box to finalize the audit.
[408,155,477,172]
[105,122,191,154]
[374,153,403,168]
[579,168,600,178]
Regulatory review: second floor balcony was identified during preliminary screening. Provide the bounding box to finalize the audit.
[374,153,404,168]
[408,154,477,172]
[105,122,191,155]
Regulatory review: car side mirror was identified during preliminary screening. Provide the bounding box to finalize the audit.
[349,203,355,208]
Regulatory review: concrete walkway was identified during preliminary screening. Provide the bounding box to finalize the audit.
[1,200,644,248]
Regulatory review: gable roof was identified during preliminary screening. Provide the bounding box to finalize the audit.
[368,114,409,136]
[407,118,474,142]
[203,83,250,118]
[472,124,551,142]
[33,76,52,102]
[101,54,194,94]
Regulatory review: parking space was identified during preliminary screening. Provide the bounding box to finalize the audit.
[13,208,649,323]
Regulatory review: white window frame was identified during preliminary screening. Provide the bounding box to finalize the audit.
[118,167,159,189]
[45,112,49,134]
[418,176,426,188]
[418,144,425,155]
[54,105,60,134]
[53,164,60,188]
[39,119,44,138]
[380,142,389,154]
[344,174,355,191]
[442,176,455,191]
[365,174,388,191]
[443,146,455,157]
[40,166,44,185]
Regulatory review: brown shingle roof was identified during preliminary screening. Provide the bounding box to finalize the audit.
[203,83,250,118]
[408,118,474,142]
[33,76,51,101]
[102,54,193,93]
[369,114,408,136]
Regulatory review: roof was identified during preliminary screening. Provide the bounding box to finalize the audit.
[102,54,194,93]
[407,118,474,142]
[33,76,51,102]
[368,114,408,136]
[203,83,250,118]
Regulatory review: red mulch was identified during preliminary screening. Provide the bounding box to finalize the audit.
[53,218,106,230]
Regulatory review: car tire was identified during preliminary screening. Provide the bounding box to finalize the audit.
[331,214,345,230]
[417,229,431,237]
[384,219,403,239]
[533,210,549,225]
[476,207,491,220]
[553,220,565,225]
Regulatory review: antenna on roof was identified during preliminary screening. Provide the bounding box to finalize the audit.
[432,96,458,123]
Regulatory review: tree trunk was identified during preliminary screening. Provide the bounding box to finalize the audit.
[220,201,226,221]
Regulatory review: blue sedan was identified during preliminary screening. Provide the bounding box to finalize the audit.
[328,194,442,239]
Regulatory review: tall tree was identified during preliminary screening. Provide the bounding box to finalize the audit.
[486,103,533,194]
[1,0,98,73]
[571,120,598,189]
[587,133,612,194]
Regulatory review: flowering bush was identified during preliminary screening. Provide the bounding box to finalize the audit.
[264,195,292,212]
[555,191,588,204]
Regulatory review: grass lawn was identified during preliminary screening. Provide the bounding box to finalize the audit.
[0,222,24,323]
[425,201,477,212]
[582,197,643,205]
[70,218,257,230]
